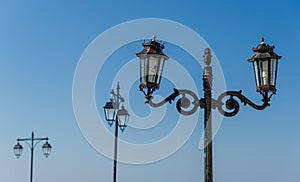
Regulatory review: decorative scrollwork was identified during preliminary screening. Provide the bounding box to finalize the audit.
[147,88,203,115]
[144,88,272,117]
[215,90,270,117]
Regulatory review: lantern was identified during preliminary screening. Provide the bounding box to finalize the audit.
[42,141,52,158]
[136,35,169,98]
[103,100,117,126]
[13,142,23,158]
[117,106,129,132]
[248,38,282,94]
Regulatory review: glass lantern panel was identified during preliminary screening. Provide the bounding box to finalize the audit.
[140,55,148,86]
[118,115,128,126]
[253,61,260,88]
[259,60,269,86]
[104,108,116,121]
[270,58,278,86]
[43,148,48,156]
[156,57,165,86]
[118,114,129,130]
[147,56,160,84]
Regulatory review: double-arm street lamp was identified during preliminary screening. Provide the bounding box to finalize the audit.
[13,132,52,182]
[103,82,130,182]
[136,36,282,182]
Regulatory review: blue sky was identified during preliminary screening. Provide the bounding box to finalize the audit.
[1,0,299,182]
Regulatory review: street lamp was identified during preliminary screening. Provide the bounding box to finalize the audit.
[248,37,281,95]
[42,141,52,158]
[13,142,23,158]
[136,37,282,182]
[13,132,52,182]
[103,82,129,182]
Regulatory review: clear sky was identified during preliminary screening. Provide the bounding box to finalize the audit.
[1,0,299,182]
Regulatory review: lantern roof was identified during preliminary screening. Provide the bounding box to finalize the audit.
[103,100,115,110]
[248,38,281,61]
[117,106,129,116]
[136,35,169,60]
[14,142,23,149]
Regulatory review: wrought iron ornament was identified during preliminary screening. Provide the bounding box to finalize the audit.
[145,88,271,117]
[139,38,281,118]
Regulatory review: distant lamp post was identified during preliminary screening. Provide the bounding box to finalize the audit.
[136,37,282,182]
[103,82,129,182]
[13,132,52,182]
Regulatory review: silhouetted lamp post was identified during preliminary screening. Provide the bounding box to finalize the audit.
[103,82,129,182]
[136,36,282,182]
[13,132,52,182]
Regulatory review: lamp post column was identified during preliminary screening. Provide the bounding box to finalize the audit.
[113,115,119,182]
[113,83,120,182]
[30,132,34,182]
[203,48,213,182]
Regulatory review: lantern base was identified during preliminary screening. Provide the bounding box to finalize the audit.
[256,85,276,101]
[139,83,160,102]
[256,85,276,94]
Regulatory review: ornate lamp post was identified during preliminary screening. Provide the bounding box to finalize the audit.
[103,82,129,182]
[136,36,282,182]
[13,132,52,182]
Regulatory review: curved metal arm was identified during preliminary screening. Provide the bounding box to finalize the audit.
[147,88,204,115]
[18,137,49,150]
[215,90,270,117]
[145,88,272,117]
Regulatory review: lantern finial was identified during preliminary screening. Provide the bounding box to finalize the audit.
[152,35,156,41]
[261,37,265,44]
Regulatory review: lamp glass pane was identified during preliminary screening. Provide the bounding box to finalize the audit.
[270,58,278,86]
[260,60,269,86]
[156,57,165,85]
[104,108,116,121]
[148,56,159,83]
[117,107,129,131]
[140,55,148,86]
[118,115,128,127]
[253,61,260,87]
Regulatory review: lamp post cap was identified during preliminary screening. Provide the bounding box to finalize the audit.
[136,36,169,59]
[252,38,275,53]
[203,48,212,66]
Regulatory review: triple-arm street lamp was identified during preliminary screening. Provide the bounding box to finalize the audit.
[13,132,52,182]
[103,82,130,182]
[136,36,282,182]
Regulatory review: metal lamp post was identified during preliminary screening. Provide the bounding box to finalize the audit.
[13,132,52,182]
[136,36,282,182]
[103,82,129,182]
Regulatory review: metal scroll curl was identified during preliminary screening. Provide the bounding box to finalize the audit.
[216,90,270,117]
[146,89,271,117]
[147,88,201,115]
